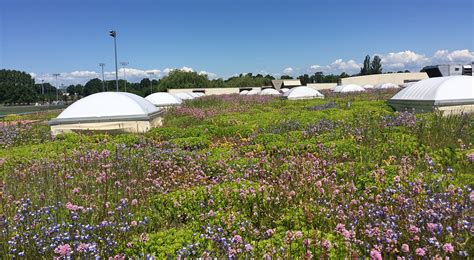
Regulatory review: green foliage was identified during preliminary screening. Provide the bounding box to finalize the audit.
[170,136,211,149]
[0,69,38,104]
[370,55,383,74]
[360,55,371,75]
[1,93,473,258]
[122,227,196,258]
[158,70,211,90]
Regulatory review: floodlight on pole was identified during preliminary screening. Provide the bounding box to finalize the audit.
[99,63,106,92]
[53,73,60,101]
[109,30,119,92]
[120,61,129,92]
[147,72,154,94]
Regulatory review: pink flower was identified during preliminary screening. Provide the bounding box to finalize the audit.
[470,191,474,203]
[467,153,474,163]
[207,210,215,217]
[415,248,426,256]
[315,180,322,188]
[427,223,437,232]
[303,238,310,247]
[265,229,274,237]
[77,243,90,253]
[335,223,345,233]
[72,187,81,194]
[401,243,409,253]
[65,202,83,211]
[131,199,138,206]
[370,249,382,260]
[54,244,72,256]
[294,231,303,239]
[342,230,352,240]
[130,221,137,226]
[393,175,401,183]
[232,235,243,244]
[443,243,454,253]
[409,225,420,234]
[321,239,331,250]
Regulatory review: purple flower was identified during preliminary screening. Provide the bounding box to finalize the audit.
[232,235,243,244]
[265,229,274,237]
[244,243,253,252]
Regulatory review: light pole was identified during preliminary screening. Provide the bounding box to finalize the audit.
[99,63,106,92]
[61,84,65,102]
[53,73,60,101]
[120,61,129,92]
[109,30,119,92]
[147,72,154,94]
[41,79,44,95]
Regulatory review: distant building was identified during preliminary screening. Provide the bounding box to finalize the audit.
[306,83,337,90]
[167,88,240,95]
[421,64,472,77]
[271,79,301,90]
[339,72,428,86]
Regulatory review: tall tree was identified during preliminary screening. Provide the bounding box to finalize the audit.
[0,69,37,104]
[83,78,103,96]
[360,55,371,75]
[158,70,210,90]
[370,55,383,74]
[297,74,310,85]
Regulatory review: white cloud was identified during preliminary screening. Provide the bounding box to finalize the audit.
[307,49,472,75]
[309,59,360,74]
[29,49,472,86]
[180,66,194,72]
[378,50,429,71]
[432,49,474,64]
[309,64,328,71]
[329,59,361,73]
[198,70,218,79]
[283,67,294,74]
[32,66,218,86]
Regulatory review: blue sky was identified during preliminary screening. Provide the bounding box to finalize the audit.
[1,0,473,85]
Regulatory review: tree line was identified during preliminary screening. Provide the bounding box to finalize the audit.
[1,55,394,104]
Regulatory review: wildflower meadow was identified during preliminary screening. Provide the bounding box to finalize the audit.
[0,91,472,259]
